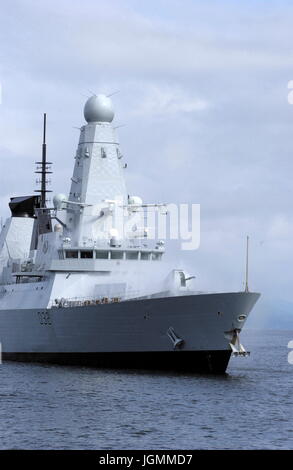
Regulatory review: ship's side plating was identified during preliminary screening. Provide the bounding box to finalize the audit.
[0,292,259,373]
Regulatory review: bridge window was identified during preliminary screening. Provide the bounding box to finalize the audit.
[111,251,123,259]
[65,250,78,259]
[152,252,162,261]
[80,251,93,259]
[141,252,150,260]
[126,251,139,260]
[96,250,109,259]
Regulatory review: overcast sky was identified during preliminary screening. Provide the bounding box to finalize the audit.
[1,0,293,326]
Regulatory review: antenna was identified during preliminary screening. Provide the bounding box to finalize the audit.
[107,90,120,97]
[245,235,249,293]
[87,89,97,96]
[84,89,120,98]
[35,113,52,207]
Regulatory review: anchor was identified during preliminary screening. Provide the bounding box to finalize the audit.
[224,328,250,357]
[167,327,184,350]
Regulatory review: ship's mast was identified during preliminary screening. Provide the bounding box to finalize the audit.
[245,235,249,293]
[35,113,52,207]
[41,113,47,207]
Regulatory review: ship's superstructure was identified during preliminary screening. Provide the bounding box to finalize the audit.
[0,94,260,373]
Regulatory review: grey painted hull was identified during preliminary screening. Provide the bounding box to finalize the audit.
[0,292,260,373]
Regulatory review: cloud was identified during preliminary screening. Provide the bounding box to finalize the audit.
[0,0,293,324]
[267,214,293,239]
[131,85,209,117]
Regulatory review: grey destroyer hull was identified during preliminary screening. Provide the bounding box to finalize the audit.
[0,291,260,373]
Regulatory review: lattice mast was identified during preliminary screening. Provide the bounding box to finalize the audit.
[35,113,52,207]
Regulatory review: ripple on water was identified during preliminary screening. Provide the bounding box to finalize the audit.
[0,330,293,449]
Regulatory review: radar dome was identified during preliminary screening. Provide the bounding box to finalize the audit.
[128,196,142,205]
[54,223,63,233]
[84,94,114,123]
[53,193,67,210]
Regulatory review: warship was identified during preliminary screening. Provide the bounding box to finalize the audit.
[0,94,260,373]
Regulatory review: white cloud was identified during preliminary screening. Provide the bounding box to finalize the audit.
[267,214,293,239]
[0,0,293,319]
[131,85,209,117]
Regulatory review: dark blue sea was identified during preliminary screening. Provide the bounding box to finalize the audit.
[0,329,292,450]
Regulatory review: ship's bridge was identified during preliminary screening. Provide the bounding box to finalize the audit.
[60,247,163,261]
[45,243,165,273]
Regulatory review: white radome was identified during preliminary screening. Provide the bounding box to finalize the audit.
[54,223,63,233]
[128,196,142,205]
[53,193,67,210]
[84,94,115,123]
